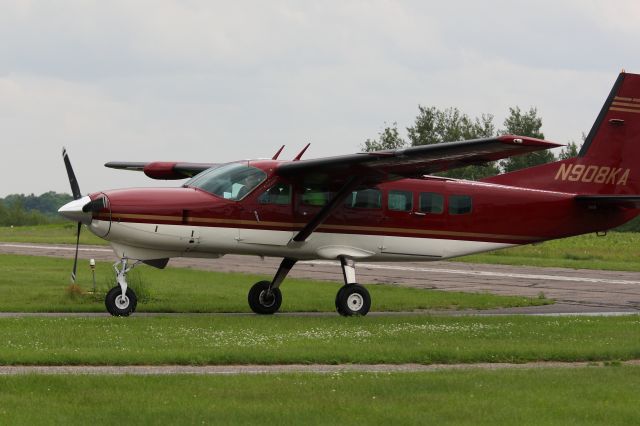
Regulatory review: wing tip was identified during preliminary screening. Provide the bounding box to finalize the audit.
[498,135,562,148]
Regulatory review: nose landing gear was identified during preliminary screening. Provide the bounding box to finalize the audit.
[105,258,139,316]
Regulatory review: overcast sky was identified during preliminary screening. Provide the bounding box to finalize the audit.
[1,0,639,197]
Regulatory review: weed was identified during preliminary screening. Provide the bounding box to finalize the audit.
[65,284,85,299]
[127,271,152,303]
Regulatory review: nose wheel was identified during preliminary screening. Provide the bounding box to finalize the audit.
[105,286,138,316]
[105,258,139,316]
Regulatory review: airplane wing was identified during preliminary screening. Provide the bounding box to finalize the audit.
[277,135,561,242]
[277,135,561,184]
[105,161,217,180]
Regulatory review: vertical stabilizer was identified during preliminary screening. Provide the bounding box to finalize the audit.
[484,72,640,195]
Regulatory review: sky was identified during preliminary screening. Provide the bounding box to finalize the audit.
[1,0,639,197]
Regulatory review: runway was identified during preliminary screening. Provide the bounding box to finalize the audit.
[2,242,640,314]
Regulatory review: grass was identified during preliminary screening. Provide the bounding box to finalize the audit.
[0,315,637,365]
[0,223,105,245]
[0,368,639,425]
[0,254,550,312]
[458,232,640,271]
[3,224,640,271]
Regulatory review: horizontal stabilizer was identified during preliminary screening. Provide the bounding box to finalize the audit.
[575,195,640,209]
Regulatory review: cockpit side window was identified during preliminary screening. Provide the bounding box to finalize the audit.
[185,163,267,201]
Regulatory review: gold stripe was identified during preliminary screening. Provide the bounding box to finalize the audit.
[112,213,297,228]
[614,96,640,103]
[611,101,640,109]
[110,213,540,241]
[610,107,640,114]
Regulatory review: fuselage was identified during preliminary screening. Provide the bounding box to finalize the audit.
[82,159,634,263]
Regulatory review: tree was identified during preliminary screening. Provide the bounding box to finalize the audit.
[362,122,406,152]
[499,106,556,172]
[558,141,579,160]
[0,192,69,226]
[558,132,585,160]
[406,106,499,179]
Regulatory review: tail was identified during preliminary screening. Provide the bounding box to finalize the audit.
[484,71,640,196]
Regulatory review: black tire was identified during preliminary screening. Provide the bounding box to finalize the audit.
[105,286,138,317]
[335,284,370,316]
[248,281,282,315]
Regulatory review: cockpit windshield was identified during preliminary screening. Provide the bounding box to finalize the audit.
[184,163,267,200]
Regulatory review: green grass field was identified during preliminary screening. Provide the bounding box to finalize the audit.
[461,232,640,271]
[1,227,638,425]
[0,367,639,425]
[3,224,640,271]
[0,223,105,245]
[0,254,550,313]
[0,315,637,365]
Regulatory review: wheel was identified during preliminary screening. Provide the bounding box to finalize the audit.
[105,286,138,317]
[335,284,371,316]
[248,281,282,315]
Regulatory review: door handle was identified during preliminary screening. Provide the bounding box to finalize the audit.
[413,211,426,216]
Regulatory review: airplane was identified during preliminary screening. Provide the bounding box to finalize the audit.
[59,71,640,317]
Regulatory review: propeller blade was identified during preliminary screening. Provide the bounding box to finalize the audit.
[71,222,81,283]
[62,147,82,200]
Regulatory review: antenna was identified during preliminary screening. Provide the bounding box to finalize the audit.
[293,143,310,161]
[272,145,285,160]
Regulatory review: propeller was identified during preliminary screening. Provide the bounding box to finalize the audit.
[63,147,81,200]
[62,148,83,283]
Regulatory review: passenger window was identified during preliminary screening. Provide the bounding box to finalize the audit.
[419,192,444,214]
[302,186,331,206]
[258,182,291,205]
[449,195,472,215]
[388,190,412,212]
[344,188,381,209]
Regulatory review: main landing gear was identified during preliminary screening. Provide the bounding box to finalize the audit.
[334,257,371,316]
[247,256,371,316]
[105,258,139,316]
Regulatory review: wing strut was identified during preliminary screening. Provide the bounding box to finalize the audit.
[292,176,362,242]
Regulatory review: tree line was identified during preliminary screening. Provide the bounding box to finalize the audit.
[0,192,72,226]
[362,105,580,179]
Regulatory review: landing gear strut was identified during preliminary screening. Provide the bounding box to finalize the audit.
[105,258,138,316]
[335,257,370,316]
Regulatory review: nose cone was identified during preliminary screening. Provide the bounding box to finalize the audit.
[58,195,93,224]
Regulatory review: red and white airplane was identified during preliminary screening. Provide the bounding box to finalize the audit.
[59,72,640,317]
